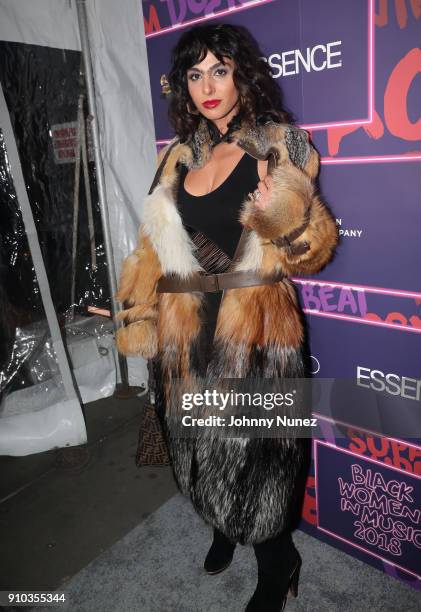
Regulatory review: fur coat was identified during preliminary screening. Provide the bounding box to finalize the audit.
[115,115,339,545]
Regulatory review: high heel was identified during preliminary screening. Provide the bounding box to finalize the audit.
[278,557,302,612]
[245,532,301,612]
[204,527,236,575]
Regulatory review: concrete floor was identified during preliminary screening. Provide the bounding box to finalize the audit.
[0,393,178,593]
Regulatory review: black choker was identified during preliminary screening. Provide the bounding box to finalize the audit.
[205,112,243,146]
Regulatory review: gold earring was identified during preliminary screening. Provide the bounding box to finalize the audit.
[186,100,200,115]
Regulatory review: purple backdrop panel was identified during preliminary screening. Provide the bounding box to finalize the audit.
[312,162,421,292]
[311,6,421,158]
[295,279,421,336]
[300,439,421,591]
[315,441,421,579]
[144,31,184,141]
[300,0,369,125]
[300,310,421,441]
[302,306,421,378]
[143,0,263,32]
[293,278,421,334]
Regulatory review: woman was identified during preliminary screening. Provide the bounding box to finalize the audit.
[116,23,338,612]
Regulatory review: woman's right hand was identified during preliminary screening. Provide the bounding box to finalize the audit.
[249,174,273,210]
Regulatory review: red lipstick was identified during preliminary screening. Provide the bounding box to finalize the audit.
[203,99,221,108]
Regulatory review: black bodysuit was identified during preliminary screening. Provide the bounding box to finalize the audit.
[176,151,260,375]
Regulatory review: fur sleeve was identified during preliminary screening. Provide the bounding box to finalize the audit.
[240,125,339,276]
[114,147,168,358]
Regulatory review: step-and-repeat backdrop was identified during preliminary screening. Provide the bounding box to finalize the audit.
[141,0,421,589]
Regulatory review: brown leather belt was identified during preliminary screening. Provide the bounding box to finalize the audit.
[156,269,285,293]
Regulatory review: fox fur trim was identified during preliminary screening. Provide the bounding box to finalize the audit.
[115,230,161,357]
[239,161,314,239]
[142,183,204,278]
[115,319,157,359]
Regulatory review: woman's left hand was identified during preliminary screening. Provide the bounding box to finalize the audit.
[249,174,273,210]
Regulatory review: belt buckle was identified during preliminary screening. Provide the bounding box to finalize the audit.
[205,274,220,292]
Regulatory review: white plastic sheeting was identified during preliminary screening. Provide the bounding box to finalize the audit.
[0,0,156,455]
[0,84,87,455]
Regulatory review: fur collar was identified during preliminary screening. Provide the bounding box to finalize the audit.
[183,113,311,170]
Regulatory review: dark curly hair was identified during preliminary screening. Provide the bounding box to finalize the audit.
[167,23,293,143]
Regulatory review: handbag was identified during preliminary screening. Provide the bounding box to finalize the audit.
[135,358,171,467]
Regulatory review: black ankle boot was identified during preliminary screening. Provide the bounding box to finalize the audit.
[245,531,301,612]
[204,527,236,575]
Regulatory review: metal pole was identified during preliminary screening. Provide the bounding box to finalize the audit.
[76,0,129,393]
